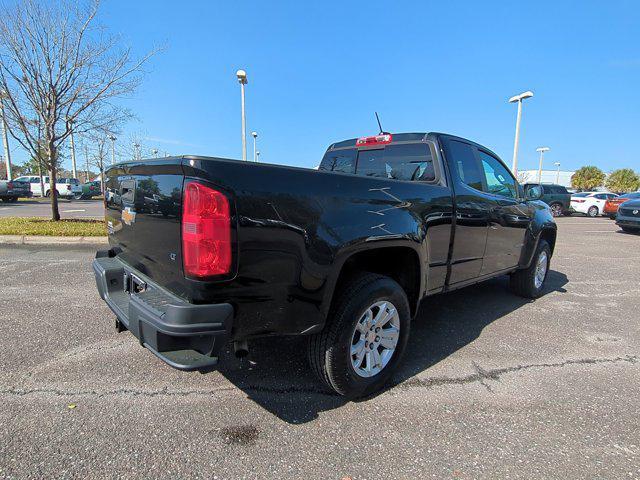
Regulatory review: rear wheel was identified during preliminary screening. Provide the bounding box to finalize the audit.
[308,272,411,398]
[550,203,563,217]
[587,205,599,217]
[509,240,551,299]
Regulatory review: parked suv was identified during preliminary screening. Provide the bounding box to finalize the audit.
[524,183,571,217]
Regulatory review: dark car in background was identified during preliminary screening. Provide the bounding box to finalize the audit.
[0,178,32,202]
[75,180,102,199]
[524,183,572,217]
[616,199,640,233]
[604,192,640,219]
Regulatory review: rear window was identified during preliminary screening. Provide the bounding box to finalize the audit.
[320,149,357,174]
[320,143,435,182]
[572,192,589,197]
[356,143,435,181]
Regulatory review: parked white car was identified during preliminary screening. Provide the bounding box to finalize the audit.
[570,191,618,217]
[13,176,83,198]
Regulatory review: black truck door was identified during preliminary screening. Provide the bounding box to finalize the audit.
[440,138,490,285]
[476,149,531,274]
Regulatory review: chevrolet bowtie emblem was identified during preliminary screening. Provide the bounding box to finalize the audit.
[122,206,136,226]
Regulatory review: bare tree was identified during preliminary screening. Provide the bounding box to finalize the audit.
[0,0,158,219]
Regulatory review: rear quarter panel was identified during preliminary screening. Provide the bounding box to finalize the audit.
[182,157,453,339]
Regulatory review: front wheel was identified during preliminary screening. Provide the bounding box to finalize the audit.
[621,226,640,234]
[587,206,599,217]
[308,273,411,398]
[509,240,551,299]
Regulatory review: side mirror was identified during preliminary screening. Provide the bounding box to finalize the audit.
[525,185,543,200]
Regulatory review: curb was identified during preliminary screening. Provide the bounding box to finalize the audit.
[0,235,108,245]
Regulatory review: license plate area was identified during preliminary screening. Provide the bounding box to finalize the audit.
[124,272,147,295]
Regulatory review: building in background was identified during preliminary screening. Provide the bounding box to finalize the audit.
[518,169,575,187]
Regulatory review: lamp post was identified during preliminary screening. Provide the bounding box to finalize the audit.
[84,144,90,182]
[256,150,260,162]
[536,146,550,183]
[67,118,78,179]
[509,90,534,176]
[108,135,116,165]
[236,69,248,161]
[554,161,561,184]
[0,91,12,180]
[251,131,258,162]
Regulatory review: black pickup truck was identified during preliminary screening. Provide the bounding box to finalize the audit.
[93,132,556,397]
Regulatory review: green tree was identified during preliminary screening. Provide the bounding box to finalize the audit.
[605,168,640,193]
[571,166,606,191]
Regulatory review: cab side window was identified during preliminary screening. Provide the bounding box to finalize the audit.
[447,140,484,191]
[478,151,517,199]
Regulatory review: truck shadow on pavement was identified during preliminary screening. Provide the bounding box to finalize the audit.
[215,270,568,424]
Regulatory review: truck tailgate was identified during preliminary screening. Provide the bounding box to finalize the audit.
[104,160,186,296]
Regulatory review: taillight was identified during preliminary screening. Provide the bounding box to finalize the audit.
[182,181,231,278]
[356,133,392,147]
[7,182,12,190]
[89,186,95,191]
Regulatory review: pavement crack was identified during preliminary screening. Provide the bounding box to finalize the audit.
[400,355,639,391]
[0,355,637,399]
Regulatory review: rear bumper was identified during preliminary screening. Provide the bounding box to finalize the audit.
[92,251,234,370]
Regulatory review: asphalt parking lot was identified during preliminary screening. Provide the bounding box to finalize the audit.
[0,199,104,219]
[0,217,638,479]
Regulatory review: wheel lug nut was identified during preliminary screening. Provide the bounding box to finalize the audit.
[375,336,380,342]
[375,327,380,333]
[369,343,374,349]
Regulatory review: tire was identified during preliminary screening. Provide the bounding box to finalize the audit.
[587,205,599,217]
[550,203,563,217]
[621,226,640,234]
[509,239,551,299]
[45,190,50,197]
[308,272,411,398]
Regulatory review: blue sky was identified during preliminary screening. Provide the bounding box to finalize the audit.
[31,0,640,172]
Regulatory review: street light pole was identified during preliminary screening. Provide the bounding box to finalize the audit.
[84,144,90,182]
[554,162,561,184]
[35,119,44,196]
[251,131,257,162]
[509,90,534,176]
[0,92,12,180]
[536,146,550,183]
[256,150,260,162]
[236,70,248,161]
[68,119,78,179]
[108,135,116,165]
